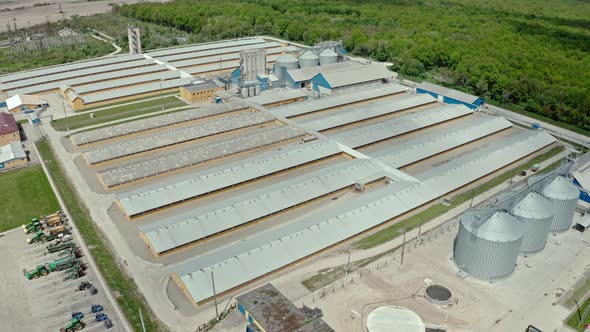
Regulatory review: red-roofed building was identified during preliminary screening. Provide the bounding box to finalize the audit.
[0,112,20,146]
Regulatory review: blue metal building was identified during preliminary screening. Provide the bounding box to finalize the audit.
[416,82,484,110]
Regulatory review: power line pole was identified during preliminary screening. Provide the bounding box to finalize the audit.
[345,250,351,275]
[211,271,219,321]
[138,309,146,332]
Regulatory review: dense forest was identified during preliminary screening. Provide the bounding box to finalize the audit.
[114,0,590,132]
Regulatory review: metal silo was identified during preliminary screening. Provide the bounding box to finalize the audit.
[454,211,524,280]
[319,49,339,65]
[274,54,299,70]
[542,176,579,232]
[298,51,319,68]
[511,192,554,254]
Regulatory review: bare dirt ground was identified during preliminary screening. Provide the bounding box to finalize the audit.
[0,0,170,33]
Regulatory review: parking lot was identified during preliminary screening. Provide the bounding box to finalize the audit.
[0,225,123,332]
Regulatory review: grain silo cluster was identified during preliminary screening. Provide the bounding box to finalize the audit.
[454,172,580,281]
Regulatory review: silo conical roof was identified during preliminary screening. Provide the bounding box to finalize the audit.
[463,211,523,242]
[319,48,338,57]
[512,192,554,220]
[542,176,579,200]
[299,51,319,60]
[276,54,298,63]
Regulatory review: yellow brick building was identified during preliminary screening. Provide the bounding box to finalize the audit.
[179,82,223,104]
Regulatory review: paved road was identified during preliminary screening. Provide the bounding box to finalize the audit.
[484,104,589,148]
[31,134,133,332]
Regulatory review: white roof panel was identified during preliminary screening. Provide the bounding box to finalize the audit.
[300,94,436,131]
[147,38,266,58]
[4,59,156,92]
[141,159,386,253]
[245,89,307,106]
[331,104,473,148]
[71,103,247,146]
[83,112,274,164]
[0,54,145,83]
[271,84,408,118]
[74,71,180,95]
[99,126,306,187]
[376,116,512,168]
[165,42,282,64]
[116,140,342,217]
[81,77,191,105]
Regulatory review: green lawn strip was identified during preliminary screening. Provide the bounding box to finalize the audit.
[36,140,161,331]
[16,119,29,124]
[0,165,60,232]
[493,101,590,138]
[353,145,565,250]
[566,278,590,309]
[302,252,389,291]
[566,295,590,331]
[52,96,186,131]
[78,92,179,112]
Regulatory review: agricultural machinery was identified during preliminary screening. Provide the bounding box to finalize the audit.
[71,312,84,320]
[62,263,86,281]
[58,246,82,258]
[23,256,82,280]
[104,318,113,329]
[27,229,70,244]
[22,218,43,234]
[95,313,108,322]
[91,304,103,313]
[47,241,76,254]
[60,318,85,332]
[77,281,97,295]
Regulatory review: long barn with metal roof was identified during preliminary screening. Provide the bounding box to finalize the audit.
[170,130,555,305]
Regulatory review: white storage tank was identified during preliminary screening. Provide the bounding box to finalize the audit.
[512,192,554,254]
[241,86,249,97]
[298,51,320,68]
[319,48,339,65]
[366,306,425,332]
[542,176,579,232]
[254,84,261,96]
[454,211,524,280]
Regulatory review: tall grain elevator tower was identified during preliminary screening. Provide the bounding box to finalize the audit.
[128,25,142,55]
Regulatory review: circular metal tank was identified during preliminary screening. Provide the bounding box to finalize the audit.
[425,284,453,305]
[298,51,319,68]
[283,45,300,55]
[366,306,425,332]
[274,54,299,70]
[319,48,339,65]
[512,192,554,254]
[542,176,579,232]
[454,211,524,280]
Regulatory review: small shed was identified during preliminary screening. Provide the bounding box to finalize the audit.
[6,94,48,113]
[0,141,27,169]
[416,82,484,109]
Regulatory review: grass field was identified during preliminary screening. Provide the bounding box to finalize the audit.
[566,295,590,331]
[36,140,160,331]
[0,165,60,232]
[52,96,187,131]
[353,145,565,250]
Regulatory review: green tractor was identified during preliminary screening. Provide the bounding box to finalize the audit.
[60,318,85,332]
[23,265,49,279]
[27,229,71,244]
[23,256,81,280]
[22,218,43,234]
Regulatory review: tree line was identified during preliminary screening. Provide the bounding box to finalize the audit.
[115,0,590,132]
